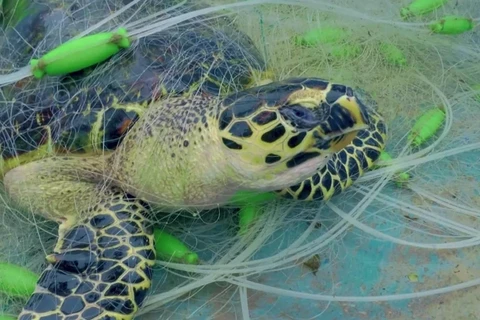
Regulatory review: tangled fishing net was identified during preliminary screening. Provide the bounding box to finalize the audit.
[0,0,479,319]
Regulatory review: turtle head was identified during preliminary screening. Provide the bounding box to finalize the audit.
[217,77,372,191]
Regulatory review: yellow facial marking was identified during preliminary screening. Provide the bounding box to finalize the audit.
[287,86,328,105]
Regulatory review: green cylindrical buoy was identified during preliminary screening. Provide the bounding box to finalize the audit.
[228,190,277,207]
[408,107,446,147]
[473,84,480,102]
[377,150,393,164]
[238,205,259,235]
[430,16,474,35]
[153,229,199,265]
[379,43,407,67]
[0,262,38,297]
[372,151,411,186]
[394,172,411,187]
[30,28,131,79]
[373,150,394,169]
[400,0,449,19]
[330,44,361,59]
[294,26,350,47]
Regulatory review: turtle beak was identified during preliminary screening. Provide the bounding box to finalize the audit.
[314,95,371,153]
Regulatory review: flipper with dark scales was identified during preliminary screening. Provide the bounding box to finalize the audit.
[17,189,155,320]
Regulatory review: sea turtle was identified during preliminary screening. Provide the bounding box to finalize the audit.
[0,1,387,319]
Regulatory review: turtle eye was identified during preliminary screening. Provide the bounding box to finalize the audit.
[279,104,320,130]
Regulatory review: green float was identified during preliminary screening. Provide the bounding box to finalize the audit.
[30,28,131,79]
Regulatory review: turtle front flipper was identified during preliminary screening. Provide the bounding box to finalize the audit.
[20,188,155,320]
[4,159,156,319]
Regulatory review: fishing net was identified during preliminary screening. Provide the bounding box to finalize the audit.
[1,0,479,319]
